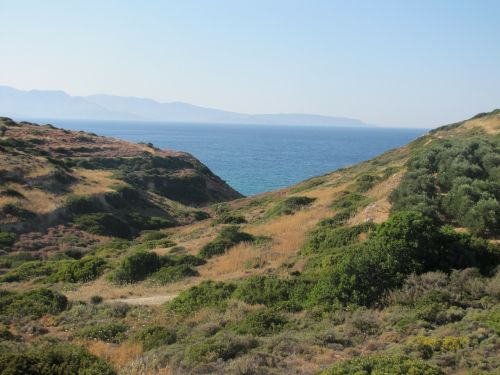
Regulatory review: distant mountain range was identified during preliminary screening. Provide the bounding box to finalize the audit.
[0,85,373,127]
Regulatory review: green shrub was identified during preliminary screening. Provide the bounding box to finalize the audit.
[0,342,116,375]
[104,186,140,208]
[0,288,67,319]
[309,210,499,308]
[139,230,169,241]
[47,256,107,283]
[149,264,199,285]
[355,174,382,192]
[331,192,370,213]
[390,136,500,235]
[265,196,316,217]
[160,254,205,267]
[321,354,444,374]
[130,238,176,252]
[167,280,236,315]
[184,331,256,365]
[110,251,160,284]
[125,212,176,231]
[74,213,131,238]
[234,276,292,306]
[66,195,103,214]
[193,210,210,221]
[90,295,103,305]
[235,308,287,336]
[92,238,131,258]
[1,204,35,219]
[0,230,16,248]
[302,222,374,255]
[76,322,128,343]
[199,226,254,258]
[131,325,176,350]
[0,260,60,283]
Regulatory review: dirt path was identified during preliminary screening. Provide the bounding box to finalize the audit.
[107,294,178,306]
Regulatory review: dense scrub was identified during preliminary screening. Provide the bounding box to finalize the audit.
[0,288,67,319]
[322,355,444,375]
[390,136,500,236]
[0,342,116,375]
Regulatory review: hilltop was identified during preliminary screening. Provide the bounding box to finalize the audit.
[0,110,498,375]
[0,85,372,127]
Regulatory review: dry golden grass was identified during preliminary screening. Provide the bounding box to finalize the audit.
[461,114,500,135]
[72,169,126,195]
[85,341,143,370]
[198,184,348,280]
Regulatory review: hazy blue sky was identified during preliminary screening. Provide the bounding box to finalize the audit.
[0,0,499,127]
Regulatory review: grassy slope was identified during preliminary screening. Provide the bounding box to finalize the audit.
[0,111,498,374]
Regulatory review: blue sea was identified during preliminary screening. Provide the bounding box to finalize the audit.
[29,119,426,196]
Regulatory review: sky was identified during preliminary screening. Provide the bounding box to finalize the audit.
[0,0,499,128]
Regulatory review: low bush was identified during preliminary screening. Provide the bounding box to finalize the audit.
[1,203,35,219]
[139,230,169,241]
[90,295,103,305]
[149,264,199,285]
[110,251,160,284]
[125,212,176,231]
[302,222,374,255]
[47,256,107,283]
[265,196,316,218]
[199,226,254,258]
[0,260,60,283]
[0,342,116,375]
[76,322,128,343]
[167,280,236,315]
[74,213,131,238]
[184,331,257,365]
[104,186,140,208]
[66,195,103,215]
[355,174,382,192]
[0,230,16,248]
[160,254,205,267]
[0,288,67,319]
[131,238,176,252]
[235,308,287,336]
[321,354,444,374]
[131,325,177,350]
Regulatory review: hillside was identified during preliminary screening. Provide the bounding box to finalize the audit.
[0,111,498,375]
[0,117,241,253]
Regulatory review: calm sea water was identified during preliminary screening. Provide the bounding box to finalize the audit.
[30,119,426,196]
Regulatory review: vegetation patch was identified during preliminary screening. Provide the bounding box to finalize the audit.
[0,342,116,375]
[131,325,177,350]
[167,280,236,315]
[0,288,67,319]
[264,196,316,218]
[149,264,199,285]
[46,256,107,283]
[234,308,287,336]
[390,136,500,236]
[184,331,257,365]
[199,226,254,258]
[76,322,128,343]
[110,251,161,284]
[74,213,131,238]
[321,354,444,375]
